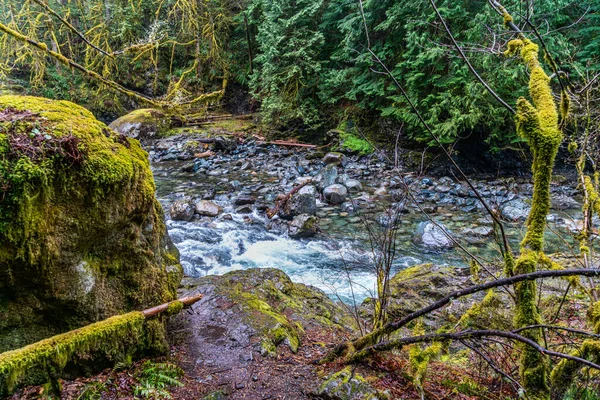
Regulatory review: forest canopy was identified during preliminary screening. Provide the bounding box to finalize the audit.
[0,0,598,149]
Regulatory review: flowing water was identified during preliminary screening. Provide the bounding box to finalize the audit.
[152,153,582,304]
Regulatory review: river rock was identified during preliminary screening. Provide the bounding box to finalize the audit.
[236,205,254,214]
[314,164,338,191]
[170,199,195,221]
[280,185,317,220]
[412,221,454,250]
[323,184,348,205]
[501,199,530,222]
[108,108,171,140]
[322,152,347,167]
[344,179,363,193]
[551,194,580,211]
[195,200,222,217]
[0,96,182,352]
[288,214,319,239]
[462,226,494,237]
[232,195,256,206]
[316,367,384,400]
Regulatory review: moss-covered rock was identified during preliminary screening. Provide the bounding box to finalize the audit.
[0,96,182,352]
[316,367,386,400]
[108,108,172,141]
[361,264,511,330]
[173,268,355,361]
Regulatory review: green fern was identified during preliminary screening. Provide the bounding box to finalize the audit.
[133,361,184,400]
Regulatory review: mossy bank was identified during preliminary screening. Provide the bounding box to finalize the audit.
[0,96,182,352]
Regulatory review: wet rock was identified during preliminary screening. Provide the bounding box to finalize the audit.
[213,136,237,153]
[233,195,256,206]
[316,367,383,400]
[203,188,216,200]
[551,194,580,211]
[288,214,319,239]
[170,199,195,221]
[315,165,338,191]
[323,184,348,205]
[195,200,223,217]
[374,186,388,197]
[236,205,254,214]
[108,108,171,140]
[280,185,317,220]
[462,226,494,237]
[501,199,530,222]
[412,221,454,251]
[344,179,363,193]
[322,152,347,167]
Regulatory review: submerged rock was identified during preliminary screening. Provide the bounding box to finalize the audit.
[0,96,182,352]
[323,184,348,205]
[289,214,319,239]
[412,221,454,251]
[108,108,172,140]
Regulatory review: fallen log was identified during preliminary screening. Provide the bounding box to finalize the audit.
[260,140,317,148]
[0,294,203,397]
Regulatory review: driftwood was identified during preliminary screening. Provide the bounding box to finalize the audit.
[261,140,317,148]
[266,181,311,219]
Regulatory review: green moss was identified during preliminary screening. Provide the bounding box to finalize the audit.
[505,34,563,400]
[0,96,182,352]
[166,301,184,315]
[0,312,146,396]
[333,122,374,156]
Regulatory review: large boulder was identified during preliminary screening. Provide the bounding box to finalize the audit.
[314,165,338,191]
[108,108,172,140]
[412,221,454,251]
[323,184,348,205]
[501,199,530,222]
[288,214,319,239]
[279,185,317,220]
[171,268,355,359]
[0,96,182,352]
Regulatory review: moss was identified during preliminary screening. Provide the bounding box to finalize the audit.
[505,33,563,400]
[0,96,182,352]
[0,312,146,396]
[166,300,184,315]
[333,122,374,156]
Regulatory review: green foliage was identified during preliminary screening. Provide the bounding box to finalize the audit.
[248,0,326,131]
[133,361,184,399]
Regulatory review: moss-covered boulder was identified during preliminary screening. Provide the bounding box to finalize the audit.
[0,96,182,352]
[108,108,172,141]
[316,367,386,400]
[171,268,355,363]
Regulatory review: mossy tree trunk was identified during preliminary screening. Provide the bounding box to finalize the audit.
[504,33,564,400]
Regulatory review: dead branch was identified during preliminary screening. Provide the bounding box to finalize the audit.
[142,293,203,318]
[323,268,600,362]
[267,181,312,219]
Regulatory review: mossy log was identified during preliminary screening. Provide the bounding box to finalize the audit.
[0,294,202,397]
